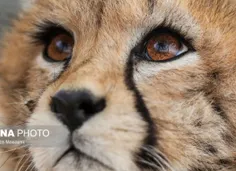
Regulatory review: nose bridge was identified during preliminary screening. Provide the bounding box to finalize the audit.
[60,54,125,98]
[59,27,128,96]
[53,15,133,99]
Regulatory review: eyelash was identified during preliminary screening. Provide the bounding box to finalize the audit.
[30,21,73,45]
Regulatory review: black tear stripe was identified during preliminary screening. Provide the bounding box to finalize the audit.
[211,100,228,121]
[125,53,159,170]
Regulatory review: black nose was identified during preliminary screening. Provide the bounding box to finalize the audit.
[51,90,106,132]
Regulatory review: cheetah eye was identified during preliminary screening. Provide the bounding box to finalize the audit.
[142,29,190,62]
[31,22,74,63]
[45,34,74,62]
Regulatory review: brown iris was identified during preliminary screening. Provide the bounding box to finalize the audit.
[146,33,182,61]
[47,34,74,61]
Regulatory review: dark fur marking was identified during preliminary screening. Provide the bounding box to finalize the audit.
[147,0,155,14]
[207,72,230,121]
[205,144,218,154]
[218,159,233,166]
[193,118,203,127]
[197,141,218,155]
[211,71,220,80]
[211,100,228,121]
[191,168,204,171]
[190,168,212,171]
[221,133,234,145]
[25,100,36,112]
[96,1,105,29]
[125,51,158,170]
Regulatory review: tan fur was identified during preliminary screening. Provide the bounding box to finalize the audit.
[0,0,236,171]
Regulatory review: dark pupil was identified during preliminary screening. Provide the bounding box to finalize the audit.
[56,40,71,53]
[154,41,169,53]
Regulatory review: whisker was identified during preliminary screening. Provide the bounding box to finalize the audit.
[10,154,28,161]
[25,160,34,171]
[0,149,16,169]
[140,146,176,171]
[0,145,28,154]
[137,159,162,170]
[18,155,31,171]
[144,150,173,171]
[14,154,28,171]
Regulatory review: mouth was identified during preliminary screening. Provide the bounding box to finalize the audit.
[53,145,114,170]
[53,146,74,167]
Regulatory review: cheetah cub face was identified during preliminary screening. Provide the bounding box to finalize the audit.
[0,0,236,171]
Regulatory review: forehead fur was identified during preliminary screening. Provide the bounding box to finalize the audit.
[1,0,235,81]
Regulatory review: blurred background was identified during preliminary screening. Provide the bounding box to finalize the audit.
[0,0,21,38]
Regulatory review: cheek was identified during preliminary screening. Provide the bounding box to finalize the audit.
[133,52,200,82]
[35,54,64,80]
[135,65,209,129]
[26,55,65,98]
[136,70,228,166]
[0,149,16,171]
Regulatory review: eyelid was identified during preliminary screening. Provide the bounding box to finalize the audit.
[141,27,195,51]
[30,20,74,45]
